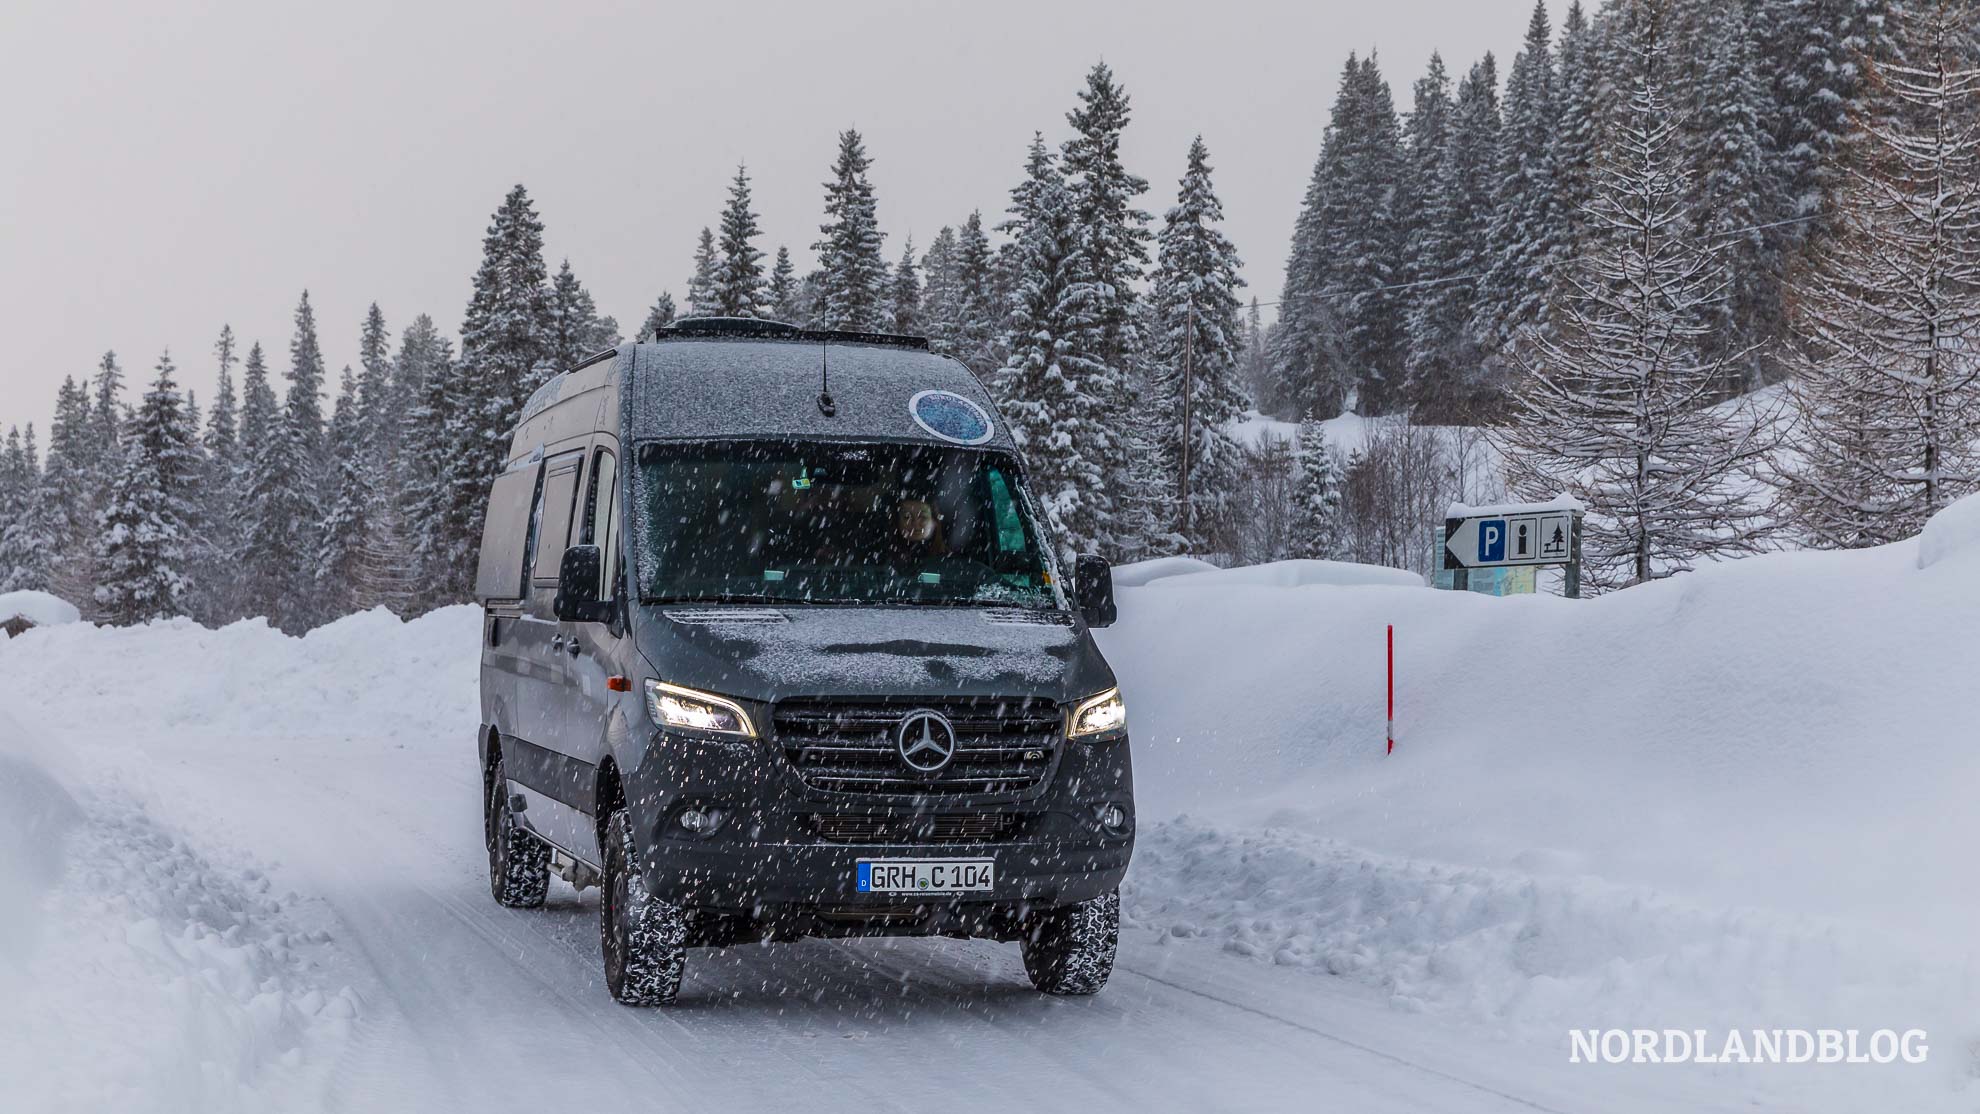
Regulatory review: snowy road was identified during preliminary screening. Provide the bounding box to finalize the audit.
[79,726,1623,1114]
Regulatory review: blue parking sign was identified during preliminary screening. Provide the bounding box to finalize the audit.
[1479,518,1507,563]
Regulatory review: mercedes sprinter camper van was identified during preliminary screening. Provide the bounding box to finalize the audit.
[474,319,1132,1005]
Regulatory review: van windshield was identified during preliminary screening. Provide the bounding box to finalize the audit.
[633,440,1058,608]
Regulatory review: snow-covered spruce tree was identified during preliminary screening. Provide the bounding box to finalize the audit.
[41,377,99,610]
[1550,2,1602,253]
[1405,55,1503,418]
[952,211,1000,379]
[280,292,332,615]
[1241,297,1272,407]
[392,315,459,609]
[240,399,318,633]
[94,352,201,624]
[813,128,889,331]
[1475,0,1563,350]
[285,291,328,474]
[1149,136,1249,553]
[1780,0,1980,548]
[887,237,920,335]
[1290,414,1346,560]
[92,437,185,625]
[64,349,131,617]
[0,426,59,594]
[1111,394,1185,563]
[1271,53,1406,418]
[314,367,370,619]
[546,261,619,372]
[1497,22,1775,591]
[712,166,768,318]
[134,352,204,586]
[196,328,244,622]
[232,341,280,613]
[236,342,277,469]
[448,185,552,599]
[1754,0,1901,231]
[0,428,26,590]
[1398,50,1454,322]
[767,248,802,323]
[993,135,1098,558]
[355,303,395,454]
[90,350,126,467]
[1680,0,1775,394]
[1057,62,1155,556]
[918,227,959,352]
[639,292,677,340]
[685,227,720,318]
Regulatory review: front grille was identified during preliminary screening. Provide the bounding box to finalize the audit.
[775,696,1061,797]
[806,813,1019,843]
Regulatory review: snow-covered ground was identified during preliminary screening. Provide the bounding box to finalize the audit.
[4,502,1978,1111]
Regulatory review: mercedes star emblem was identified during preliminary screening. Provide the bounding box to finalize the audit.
[895,710,958,774]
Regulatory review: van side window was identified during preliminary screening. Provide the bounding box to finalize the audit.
[583,448,618,599]
[529,454,586,585]
[476,460,546,601]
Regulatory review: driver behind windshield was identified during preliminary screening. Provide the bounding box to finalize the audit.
[891,497,948,560]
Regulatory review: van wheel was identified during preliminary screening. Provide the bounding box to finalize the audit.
[485,754,549,908]
[601,810,688,1006]
[1021,889,1119,995]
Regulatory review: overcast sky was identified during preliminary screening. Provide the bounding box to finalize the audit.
[1,0,1559,437]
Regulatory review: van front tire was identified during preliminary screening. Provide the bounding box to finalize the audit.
[485,754,550,908]
[1021,889,1120,995]
[601,810,688,1006]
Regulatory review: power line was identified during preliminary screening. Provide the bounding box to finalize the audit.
[1250,213,1821,311]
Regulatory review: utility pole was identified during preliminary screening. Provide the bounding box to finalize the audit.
[1179,300,1195,542]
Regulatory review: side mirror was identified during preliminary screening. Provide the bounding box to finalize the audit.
[553,545,612,622]
[1073,554,1116,629]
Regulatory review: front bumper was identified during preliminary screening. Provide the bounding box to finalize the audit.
[619,723,1135,931]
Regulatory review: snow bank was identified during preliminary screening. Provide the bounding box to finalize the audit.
[1142,558,1424,590]
[1100,534,1980,1101]
[1916,492,1980,570]
[0,588,81,629]
[1111,555,1221,587]
[0,712,358,1112]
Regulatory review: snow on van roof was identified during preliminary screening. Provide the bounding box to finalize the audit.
[627,336,1013,450]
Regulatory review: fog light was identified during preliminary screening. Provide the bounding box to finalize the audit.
[679,809,711,833]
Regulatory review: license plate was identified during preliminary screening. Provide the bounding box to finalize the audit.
[856,858,994,894]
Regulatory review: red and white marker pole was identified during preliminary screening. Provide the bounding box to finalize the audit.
[1386,623,1395,756]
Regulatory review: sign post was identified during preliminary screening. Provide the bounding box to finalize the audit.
[1442,498,1586,599]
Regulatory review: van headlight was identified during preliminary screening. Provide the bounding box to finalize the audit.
[645,681,757,737]
[1068,687,1126,738]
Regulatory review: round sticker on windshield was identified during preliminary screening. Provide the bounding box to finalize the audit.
[908,389,995,445]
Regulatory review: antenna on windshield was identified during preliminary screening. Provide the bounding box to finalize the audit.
[817,339,836,417]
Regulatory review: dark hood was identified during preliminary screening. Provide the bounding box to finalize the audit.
[634,604,1114,705]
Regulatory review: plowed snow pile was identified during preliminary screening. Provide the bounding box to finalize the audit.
[1101,496,1980,1106]
[2,497,1978,1111]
